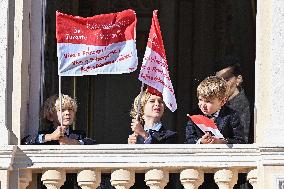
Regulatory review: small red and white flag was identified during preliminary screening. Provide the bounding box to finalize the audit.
[56,9,138,76]
[138,10,177,112]
[189,115,224,139]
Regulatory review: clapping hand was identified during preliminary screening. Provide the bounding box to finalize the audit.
[128,133,138,144]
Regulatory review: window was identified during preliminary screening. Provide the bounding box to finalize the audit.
[30,0,255,144]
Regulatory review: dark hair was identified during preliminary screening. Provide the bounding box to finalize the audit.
[214,55,242,77]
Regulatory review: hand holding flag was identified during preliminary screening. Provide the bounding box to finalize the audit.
[188,114,224,139]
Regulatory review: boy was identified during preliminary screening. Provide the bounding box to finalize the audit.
[185,76,245,144]
[35,94,95,145]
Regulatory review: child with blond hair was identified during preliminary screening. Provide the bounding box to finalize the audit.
[185,76,245,144]
[35,94,95,145]
[128,86,177,144]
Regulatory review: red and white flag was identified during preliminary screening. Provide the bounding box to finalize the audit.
[56,9,137,76]
[138,10,177,112]
[189,115,224,139]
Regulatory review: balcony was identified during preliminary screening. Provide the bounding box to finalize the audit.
[0,144,268,189]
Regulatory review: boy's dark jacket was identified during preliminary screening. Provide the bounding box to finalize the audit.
[185,106,245,144]
[21,121,96,145]
[136,126,177,144]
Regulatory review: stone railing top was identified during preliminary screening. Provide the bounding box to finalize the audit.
[2,144,284,172]
[0,144,261,172]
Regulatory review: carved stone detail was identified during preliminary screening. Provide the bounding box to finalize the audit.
[19,169,32,189]
[180,169,204,189]
[77,170,101,189]
[214,169,237,189]
[145,169,169,189]
[111,169,135,189]
[247,169,257,188]
[41,170,66,189]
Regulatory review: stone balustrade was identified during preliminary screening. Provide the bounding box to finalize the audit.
[15,168,258,189]
[2,144,280,189]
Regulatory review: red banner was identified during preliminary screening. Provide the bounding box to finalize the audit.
[56,9,138,76]
[138,10,177,112]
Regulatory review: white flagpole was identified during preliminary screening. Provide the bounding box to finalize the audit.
[59,75,63,127]
[136,82,144,121]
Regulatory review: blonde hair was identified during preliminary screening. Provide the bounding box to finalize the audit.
[197,76,228,101]
[130,91,152,122]
[41,94,78,120]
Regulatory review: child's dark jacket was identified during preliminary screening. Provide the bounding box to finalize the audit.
[136,125,177,144]
[185,106,245,144]
[21,121,96,145]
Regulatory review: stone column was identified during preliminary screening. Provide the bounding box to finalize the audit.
[77,170,101,189]
[0,170,9,189]
[11,0,31,145]
[0,0,9,145]
[256,0,284,187]
[41,170,66,189]
[247,169,257,189]
[111,169,135,189]
[255,0,284,144]
[180,169,204,189]
[214,169,237,189]
[19,169,32,189]
[145,169,169,189]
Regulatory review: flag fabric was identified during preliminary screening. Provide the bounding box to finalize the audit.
[189,115,224,139]
[138,10,177,112]
[56,9,138,76]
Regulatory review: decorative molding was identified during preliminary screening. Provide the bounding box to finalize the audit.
[275,176,284,189]
[77,170,101,189]
[247,169,257,188]
[0,145,17,170]
[145,169,169,189]
[3,144,284,175]
[11,144,259,170]
[180,169,204,189]
[111,169,135,189]
[258,146,284,166]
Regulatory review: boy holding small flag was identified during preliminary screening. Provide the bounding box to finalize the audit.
[185,76,245,144]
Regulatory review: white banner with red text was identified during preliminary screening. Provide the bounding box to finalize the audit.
[138,10,177,112]
[56,9,138,76]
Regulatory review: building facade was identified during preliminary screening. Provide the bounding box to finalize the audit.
[0,0,284,188]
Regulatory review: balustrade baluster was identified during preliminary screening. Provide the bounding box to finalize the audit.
[77,170,101,189]
[214,169,237,189]
[111,169,135,189]
[19,169,32,189]
[145,169,169,189]
[247,169,257,189]
[41,170,66,189]
[180,169,204,189]
[0,170,9,189]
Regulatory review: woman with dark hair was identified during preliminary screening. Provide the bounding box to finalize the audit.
[215,55,251,144]
[215,55,252,189]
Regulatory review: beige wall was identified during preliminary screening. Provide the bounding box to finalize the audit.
[255,0,284,145]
